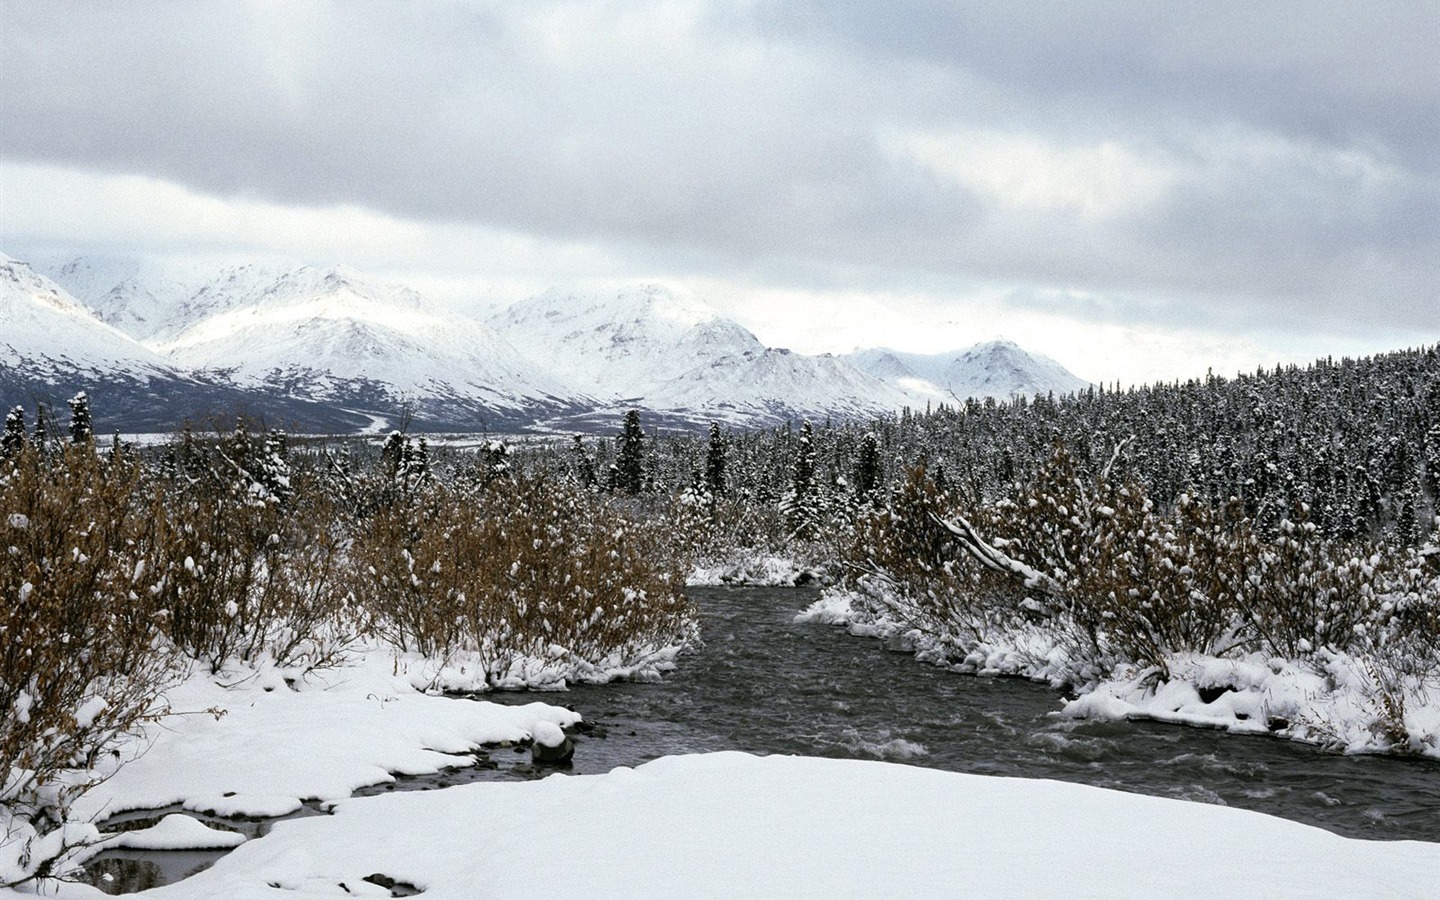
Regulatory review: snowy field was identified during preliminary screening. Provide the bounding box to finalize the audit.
[0,649,1435,898]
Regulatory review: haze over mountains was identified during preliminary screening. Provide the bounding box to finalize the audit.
[2,253,1091,433]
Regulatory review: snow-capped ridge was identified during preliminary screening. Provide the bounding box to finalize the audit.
[491,284,912,426]
[0,257,174,375]
[27,253,1091,431]
[846,340,1089,404]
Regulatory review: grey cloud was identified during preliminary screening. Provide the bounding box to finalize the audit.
[1,1,1436,344]
[750,1,1440,173]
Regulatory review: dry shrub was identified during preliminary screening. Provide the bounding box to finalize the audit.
[0,445,173,884]
[355,472,696,684]
[843,445,1440,686]
[136,429,362,672]
[841,465,1021,646]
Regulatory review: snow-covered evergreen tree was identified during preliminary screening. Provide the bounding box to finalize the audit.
[380,431,407,479]
[612,410,646,495]
[257,429,293,504]
[852,431,882,505]
[570,435,598,489]
[67,391,93,445]
[704,422,726,498]
[780,421,823,540]
[0,406,24,459]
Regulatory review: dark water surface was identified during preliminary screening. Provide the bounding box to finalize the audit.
[84,585,1440,892]
[495,585,1440,843]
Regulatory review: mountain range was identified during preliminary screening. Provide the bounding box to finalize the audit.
[2,252,1090,434]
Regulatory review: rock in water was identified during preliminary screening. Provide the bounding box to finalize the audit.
[531,721,574,764]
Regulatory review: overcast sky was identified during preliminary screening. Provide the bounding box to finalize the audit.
[3,1,1436,386]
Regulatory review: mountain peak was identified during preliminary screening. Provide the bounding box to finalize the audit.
[845,342,1088,403]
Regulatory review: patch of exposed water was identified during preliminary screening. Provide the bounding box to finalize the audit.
[80,585,1440,892]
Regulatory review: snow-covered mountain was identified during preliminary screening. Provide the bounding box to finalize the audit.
[34,255,282,341]
[490,285,913,426]
[27,252,1089,432]
[148,265,588,428]
[43,257,592,430]
[1,253,176,378]
[845,341,1090,404]
[0,255,363,432]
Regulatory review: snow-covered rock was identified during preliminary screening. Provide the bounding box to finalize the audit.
[100,814,248,852]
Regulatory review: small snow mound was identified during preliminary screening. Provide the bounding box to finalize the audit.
[104,814,247,851]
[532,720,567,748]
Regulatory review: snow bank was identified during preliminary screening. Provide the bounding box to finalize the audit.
[384,641,685,693]
[796,588,1057,678]
[1065,652,1440,756]
[67,649,580,824]
[37,753,1440,899]
[688,552,822,587]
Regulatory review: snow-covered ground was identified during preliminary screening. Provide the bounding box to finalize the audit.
[25,752,1440,899]
[0,649,582,887]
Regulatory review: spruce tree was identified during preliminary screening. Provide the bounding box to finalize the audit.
[380,431,406,478]
[781,421,821,540]
[1424,421,1440,498]
[613,410,645,495]
[0,406,24,459]
[704,422,726,498]
[67,392,93,445]
[852,431,882,504]
[258,429,293,503]
[571,435,598,488]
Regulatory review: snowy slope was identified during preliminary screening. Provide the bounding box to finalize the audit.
[152,265,587,425]
[492,285,912,425]
[33,254,280,341]
[1,255,371,432]
[0,253,177,379]
[846,340,1090,403]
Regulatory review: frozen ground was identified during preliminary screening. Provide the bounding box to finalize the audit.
[20,752,1440,899]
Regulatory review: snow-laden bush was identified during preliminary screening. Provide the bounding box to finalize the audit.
[354,471,697,686]
[0,444,173,886]
[143,426,359,672]
[835,447,1440,749]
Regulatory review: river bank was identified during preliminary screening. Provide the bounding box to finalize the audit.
[6,586,1439,896]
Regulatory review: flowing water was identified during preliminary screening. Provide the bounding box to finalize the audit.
[495,586,1440,843]
[83,585,1440,892]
